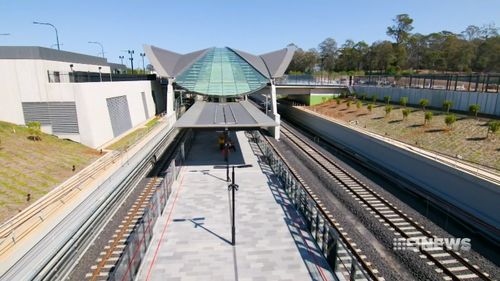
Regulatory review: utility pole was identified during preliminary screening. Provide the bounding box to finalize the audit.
[228,166,238,246]
[88,41,105,58]
[33,21,60,50]
[140,53,146,72]
[128,50,134,74]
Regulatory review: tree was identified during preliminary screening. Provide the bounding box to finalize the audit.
[445,114,456,129]
[402,108,411,120]
[442,100,453,114]
[424,112,433,125]
[318,38,338,72]
[370,41,396,72]
[399,97,408,107]
[335,97,341,105]
[367,104,374,113]
[384,95,391,104]
[27,121,42,141]
[356,101,362,110]
[288,48,319,73]
[385,105,393,117]
[461,25,482,41]
[419,99,429,111]
[469,104,480,118]
[487,121,500,138]
[387,14,414,45]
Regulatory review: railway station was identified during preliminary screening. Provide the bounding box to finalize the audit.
[1,3,500,281]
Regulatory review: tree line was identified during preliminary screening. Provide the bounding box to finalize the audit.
[287,14,499,75]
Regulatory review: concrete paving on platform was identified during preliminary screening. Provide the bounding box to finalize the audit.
[137,130,335,281]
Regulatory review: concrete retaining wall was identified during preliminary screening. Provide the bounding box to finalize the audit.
[354,86,500,116]
[279,105,500,235]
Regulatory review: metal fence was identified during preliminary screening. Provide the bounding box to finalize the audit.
[276,74,347,86]
[353,74,500,93]
[252,131,374,281]
[109,130,194,281]
[47,71,156,83]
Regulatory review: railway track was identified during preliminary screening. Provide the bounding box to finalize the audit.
[279,124,493,281]
[256,131,383,281]
[87,177,160,281]
[81,129,190,281]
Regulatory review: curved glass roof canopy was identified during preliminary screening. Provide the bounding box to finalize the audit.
[143,44,296,97]
[176,48,268,96]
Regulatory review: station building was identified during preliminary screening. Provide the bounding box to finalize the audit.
[144,45,296,138]
[0,44,295,148]
[0,46,165,148]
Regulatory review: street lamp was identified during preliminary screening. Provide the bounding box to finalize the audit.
[140,53,146,72]
[128,50,134,73]
[88,41,105,58]
[33,21,60,50]
[119,55,125,65]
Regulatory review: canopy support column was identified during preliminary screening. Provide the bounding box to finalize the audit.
[267,81,280,140]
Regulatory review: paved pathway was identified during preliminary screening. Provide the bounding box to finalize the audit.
[137,131,335,281]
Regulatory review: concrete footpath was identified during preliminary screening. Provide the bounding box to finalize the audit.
[137,130,335,281]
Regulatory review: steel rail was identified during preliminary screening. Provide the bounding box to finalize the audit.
[280,124,492,281]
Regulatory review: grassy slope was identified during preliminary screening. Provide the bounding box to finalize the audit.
[310,100,500,171]
[0,121,99,223]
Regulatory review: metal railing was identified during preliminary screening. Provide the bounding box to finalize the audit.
[109,130,194,281]
[353,74,500,93]
[276,74,348,86]
[252,131,376,281]
[47,71,156,83]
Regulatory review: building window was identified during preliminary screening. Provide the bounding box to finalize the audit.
[53,71,61,83]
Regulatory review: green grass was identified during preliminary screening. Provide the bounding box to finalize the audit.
[0,121,99,223]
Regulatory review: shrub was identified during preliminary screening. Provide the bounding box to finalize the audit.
[361,94,367,100]
[384,95,391,104]
[487,121,500,138]
[385,105,393,117]
[442,100,453,114]
[346,100,351,107]
[444,114,456,129]
[419,99,429,111]
[424,111,433,125]
[399,96,408,107]
[402,109,411,120]
[367,104,373,112]
[371,95,377,103]
[469,104,480,118]
[335,97,341,105]
[27,121,42,141]
[356,101,362,109]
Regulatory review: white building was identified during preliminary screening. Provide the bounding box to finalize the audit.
[0,46,166,148]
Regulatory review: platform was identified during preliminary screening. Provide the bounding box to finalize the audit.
[137,130,335,281]
[174,101,277,128]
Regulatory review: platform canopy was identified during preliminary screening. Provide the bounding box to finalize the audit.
[144,45,296,97]
[175,100,277,128]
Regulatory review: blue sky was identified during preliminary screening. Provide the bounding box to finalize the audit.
[1,0,499,66]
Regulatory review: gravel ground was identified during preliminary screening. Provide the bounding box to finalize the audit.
[270,136,411,281]
[272,122,500,280]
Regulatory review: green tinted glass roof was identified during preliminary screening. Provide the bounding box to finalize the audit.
[175,48,268,96]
